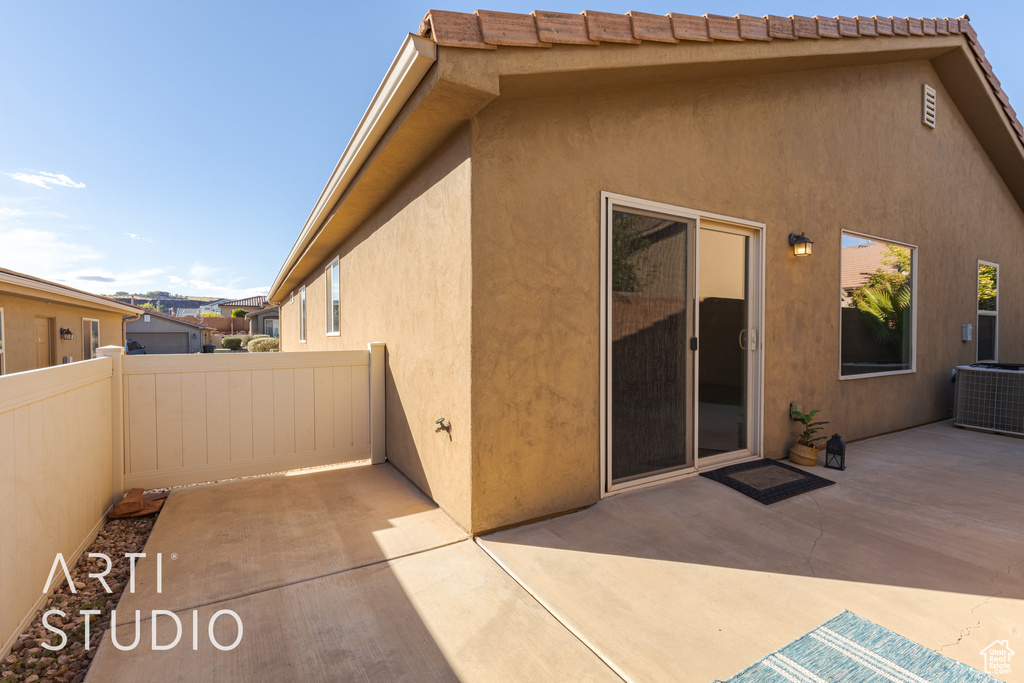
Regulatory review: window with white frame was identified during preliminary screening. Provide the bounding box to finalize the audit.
[325,258,340,335]
[0,308,5,375]
[82,318,100,360]
[299,286,307,342]
[840,232,916,377]
[978,261,998,362]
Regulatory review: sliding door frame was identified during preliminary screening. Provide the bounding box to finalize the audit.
[600,192,765,496]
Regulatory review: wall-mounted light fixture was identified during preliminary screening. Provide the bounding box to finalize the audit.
[788,232,813,256]
[60,327,74,341]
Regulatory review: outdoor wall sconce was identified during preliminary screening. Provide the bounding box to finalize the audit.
[788,232,813,256]
[824,433,846,470]
[60,327,74,341]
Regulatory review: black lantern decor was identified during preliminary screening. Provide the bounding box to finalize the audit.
[60,327,74,341]
[824,433,846,471]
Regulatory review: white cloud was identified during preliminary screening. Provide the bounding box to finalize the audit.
[8,171,86,190]
[0,208,29,218]
[124,232,153,243]
[0,227,102,275]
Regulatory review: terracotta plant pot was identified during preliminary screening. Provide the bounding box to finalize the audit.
[789,442,820,466]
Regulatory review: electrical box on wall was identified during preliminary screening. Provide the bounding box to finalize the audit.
[962,323,973,341]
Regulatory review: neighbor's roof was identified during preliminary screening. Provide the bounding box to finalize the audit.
[419,10,1022,146]
[840,242,900,291]
[175,307,202,317]
[128,308,210,330]
[220,296,268,308]
[0,266,142,316]
[245,305,279,319]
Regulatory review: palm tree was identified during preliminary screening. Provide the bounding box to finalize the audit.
[855,280,911,352]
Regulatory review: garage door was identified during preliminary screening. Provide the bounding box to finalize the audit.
[128,332,190,355]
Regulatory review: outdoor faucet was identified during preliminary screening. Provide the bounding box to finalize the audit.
[435,417,450,433]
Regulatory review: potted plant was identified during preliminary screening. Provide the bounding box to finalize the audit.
[789,408,829,466]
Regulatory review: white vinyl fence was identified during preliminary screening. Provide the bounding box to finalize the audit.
[119,345,385,489]
[0,343,385,656]
[0,359,115,657]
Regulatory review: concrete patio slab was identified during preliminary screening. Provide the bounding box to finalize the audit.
[114,462,469,616]
[87,540,618,682]
[480,422,1024,682]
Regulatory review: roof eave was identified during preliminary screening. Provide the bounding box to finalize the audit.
[0,271,142,316]
[269,33,437,303]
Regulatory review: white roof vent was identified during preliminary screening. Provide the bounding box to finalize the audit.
[922,84,937,128]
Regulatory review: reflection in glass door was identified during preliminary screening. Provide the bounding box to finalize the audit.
[697,226,750,461]
[609,207,693,484]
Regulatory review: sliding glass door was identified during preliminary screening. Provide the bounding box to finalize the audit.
[603,194,762,491]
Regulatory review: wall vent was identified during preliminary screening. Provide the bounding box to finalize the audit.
[922,84,937,128]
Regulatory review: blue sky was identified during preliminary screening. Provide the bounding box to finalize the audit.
[1,1,1020,298]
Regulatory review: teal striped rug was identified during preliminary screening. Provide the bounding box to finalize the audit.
[718,611,998,682]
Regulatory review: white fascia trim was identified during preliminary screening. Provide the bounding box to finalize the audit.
[269,33,437,303]
[0,272,140,315]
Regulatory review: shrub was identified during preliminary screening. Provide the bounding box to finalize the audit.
[222,336,243,351]
[248,337,279,353]
[201,311,222,318]
[231,309,247,318]
[241,333,270,346]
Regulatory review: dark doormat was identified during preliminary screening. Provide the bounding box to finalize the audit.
[699,459,834,504]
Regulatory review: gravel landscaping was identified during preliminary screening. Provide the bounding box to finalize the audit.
[2,516,157,683]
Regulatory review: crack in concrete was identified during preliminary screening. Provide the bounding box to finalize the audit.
[805,494,825,578]
[938,560,1020,653]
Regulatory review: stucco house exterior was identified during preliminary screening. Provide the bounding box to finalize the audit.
[0,267,140,375]
[218,295,268,318]
[245,304,280,338]
[268,10,1024,534]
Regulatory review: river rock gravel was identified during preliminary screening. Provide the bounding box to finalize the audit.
[2,515,157,683]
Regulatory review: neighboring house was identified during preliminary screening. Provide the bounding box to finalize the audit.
[218,295,268,318]
[268,10,1024,533]
[0,267,139,375]
[245,305,280,337]
[125,310,210,354]
[198,299,228,315]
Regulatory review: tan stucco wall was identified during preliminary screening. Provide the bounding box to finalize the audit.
[468,58,1024,531]
[0,290,125,375]
[280,128,475,529]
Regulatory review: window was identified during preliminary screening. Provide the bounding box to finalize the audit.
[325,258,340,335]
[82,318,100,360]
[840,232,916,377]
[978,261,998,362]
[0,308,5,375]
[299,286,307,343]
[265,318,280,338]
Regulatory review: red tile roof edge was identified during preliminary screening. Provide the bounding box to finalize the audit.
[418,10,1023,148]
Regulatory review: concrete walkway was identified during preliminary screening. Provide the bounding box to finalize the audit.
[87,422,1023,681]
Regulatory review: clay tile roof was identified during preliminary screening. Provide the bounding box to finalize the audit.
[220,295,269,308]
[417,9,1023,151]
